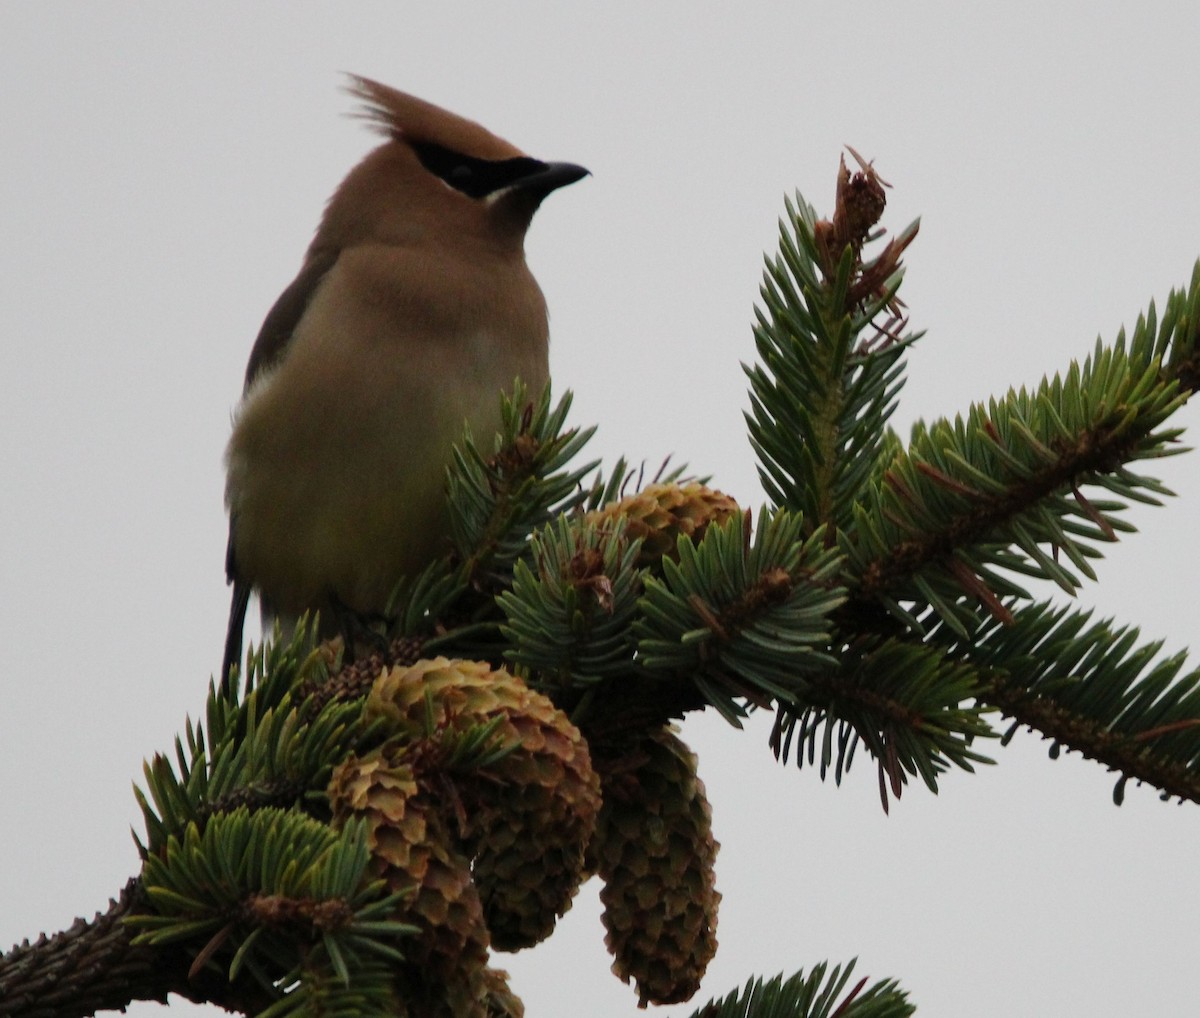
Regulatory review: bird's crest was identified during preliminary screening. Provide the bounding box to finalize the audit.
[347,75,524,161]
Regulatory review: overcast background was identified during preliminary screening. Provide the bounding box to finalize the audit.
[3,5,1199,1017]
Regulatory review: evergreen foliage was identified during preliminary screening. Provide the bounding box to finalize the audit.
[126,154,1200,1013]
[5,152,1200,1018]
[692,961,913,1018]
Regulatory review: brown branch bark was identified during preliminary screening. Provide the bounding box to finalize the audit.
[981,673,1200,805]
[0,879,272,1018]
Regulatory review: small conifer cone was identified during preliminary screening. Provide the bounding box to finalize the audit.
[587,481,742,567]
[482,966,525,1018]
[367,658,601,951]
[327,749,494,1018]
[590,726,720,1006]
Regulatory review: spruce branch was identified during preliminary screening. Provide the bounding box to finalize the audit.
[1130,259,1200,393]
[636,511,846,725]
[498,514,644,691]
[10,152,1200,1018]
[845,340,1189,638]
[447,382,597,590]
[772,638,994,810]
[745,154,920,540]
[0,882,186,1018]
[936,602,1200,804]
[692,960,913,1018]
[136,623,364,854]
[731,154,1200,806]
[130,810,411,1011]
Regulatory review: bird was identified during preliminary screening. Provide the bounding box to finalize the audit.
[221,76,588,682]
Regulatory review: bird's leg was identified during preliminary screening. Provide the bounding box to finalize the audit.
[327,590,392,662]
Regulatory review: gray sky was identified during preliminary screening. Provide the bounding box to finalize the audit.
[3,4,1200,1016]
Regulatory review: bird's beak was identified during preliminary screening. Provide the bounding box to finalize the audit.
[516,161,591,199]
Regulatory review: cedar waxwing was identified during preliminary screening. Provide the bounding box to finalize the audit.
[221,76,588,679]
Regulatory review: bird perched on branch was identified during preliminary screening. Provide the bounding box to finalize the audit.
[222,76,588,681]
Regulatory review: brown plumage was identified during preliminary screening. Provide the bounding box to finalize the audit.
[222,76,587,679]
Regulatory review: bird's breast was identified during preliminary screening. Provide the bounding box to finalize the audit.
[225,244,550,616]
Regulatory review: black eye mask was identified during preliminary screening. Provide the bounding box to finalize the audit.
[412,141,547,199]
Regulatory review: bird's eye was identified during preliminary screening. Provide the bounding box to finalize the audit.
[412,141,547,200]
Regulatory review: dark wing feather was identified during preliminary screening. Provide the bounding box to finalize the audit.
[243,247,340,389]
[221,577,252,693]
[222,247,340,683]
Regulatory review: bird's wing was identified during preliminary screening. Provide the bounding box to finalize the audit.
[242,246,341,389]
[223,246,341,685]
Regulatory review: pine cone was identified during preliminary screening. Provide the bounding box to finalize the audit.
[482,966,525,1018]
[367,658,601,951]
[327,748,493,1018]
[590,726,720,1006]
[587,481,741,567]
